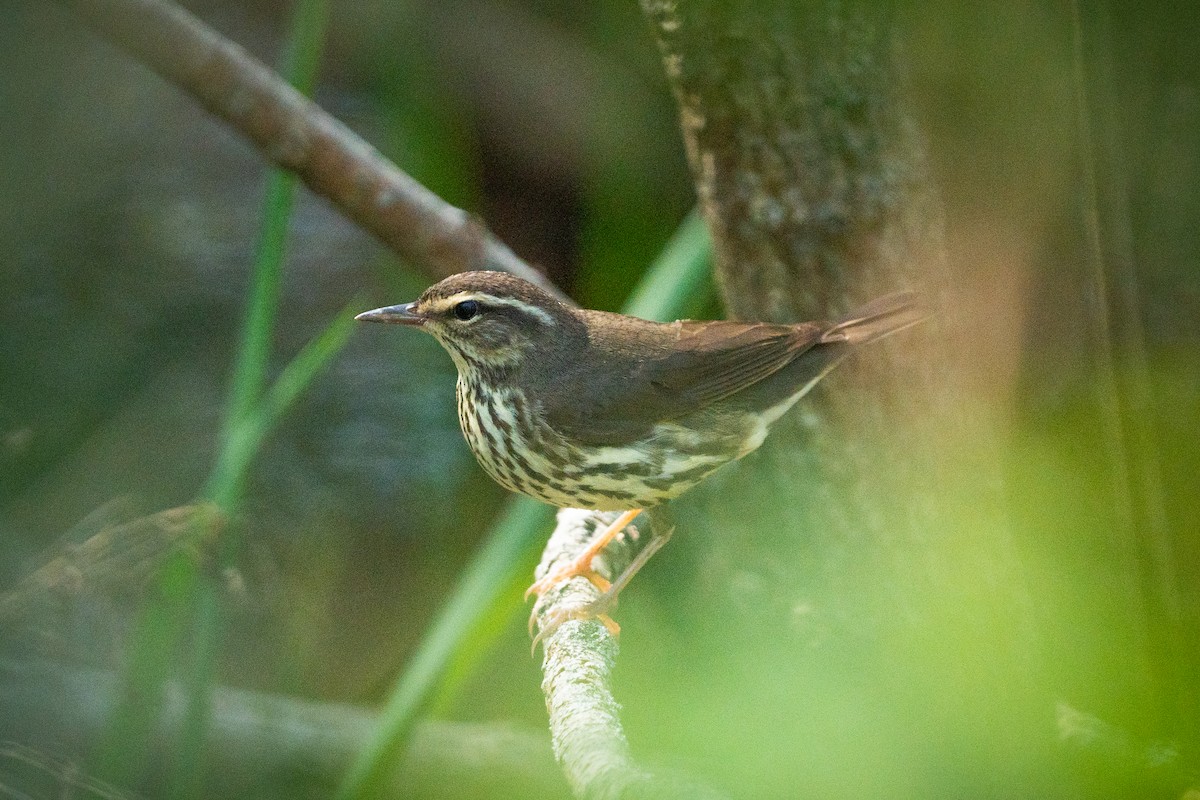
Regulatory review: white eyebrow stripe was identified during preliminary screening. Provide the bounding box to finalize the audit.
[431,292,557,326]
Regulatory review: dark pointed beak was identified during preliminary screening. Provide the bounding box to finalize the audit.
[355,302,424,326]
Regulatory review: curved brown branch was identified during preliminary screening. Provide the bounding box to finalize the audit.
[56,0,569,303]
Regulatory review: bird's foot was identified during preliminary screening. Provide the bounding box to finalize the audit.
[530,592,621,653]
[525,509,648,653]
[523,509,641,600]
[525,565,611,638]
[527,524,673,652]
[524,561,612,601]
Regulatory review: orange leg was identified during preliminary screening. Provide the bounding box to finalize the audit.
[531,520,674,651]
[524,509,642,600]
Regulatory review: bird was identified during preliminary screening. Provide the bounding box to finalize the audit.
[356,270,923,642]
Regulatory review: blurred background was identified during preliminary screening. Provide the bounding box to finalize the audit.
[1,1,1197,798]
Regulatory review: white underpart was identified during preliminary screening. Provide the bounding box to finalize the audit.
[575,446,648,469]
[465,385,572,497]
[739,363,838,455]
[445,348,473,374]
[456,359,836,509]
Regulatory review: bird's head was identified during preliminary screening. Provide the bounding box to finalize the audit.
[356,271,579,375]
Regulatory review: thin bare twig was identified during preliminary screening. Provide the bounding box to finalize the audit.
[0,504,221,624]
[56,0,568,303]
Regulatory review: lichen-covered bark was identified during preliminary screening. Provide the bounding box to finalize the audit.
[641,0,941,321]
[639,0,965,624]
[538,3,1039,795]
[634,0,1035,783]
[534,512,729,800]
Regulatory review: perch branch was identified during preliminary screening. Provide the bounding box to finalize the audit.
[532,511,636,798]
[531,510,728,800]
[55,0,568,302]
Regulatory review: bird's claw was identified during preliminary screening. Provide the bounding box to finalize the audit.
[525,569,611,638]
[524,564,611,601]
[525,510,648,654]
[529,598,621,654]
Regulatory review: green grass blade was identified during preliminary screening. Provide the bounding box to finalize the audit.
[620,207,714,322]
[213,0,332,509]
[90,554,201,788]
[204,300,360,506]
[175,303,356,793]
[337,498,553,800]
[168,1,334,797]
[95,0,333,780]
[218,169,296,472]
[261,300,362,424]
[281,0,330,99]
[336,208,714,800]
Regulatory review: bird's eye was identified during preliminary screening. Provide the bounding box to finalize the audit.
[453,300,480,321]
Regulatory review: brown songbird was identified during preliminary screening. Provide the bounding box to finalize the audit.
[356,271,922,638]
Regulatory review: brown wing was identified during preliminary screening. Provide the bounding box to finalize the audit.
[652,321,825,407]
[539,293,921,446]
[542,319,825,446]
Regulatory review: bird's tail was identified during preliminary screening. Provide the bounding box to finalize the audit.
[821,290,927,346]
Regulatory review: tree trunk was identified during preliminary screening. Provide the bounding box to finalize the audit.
[637,0,1041,787]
